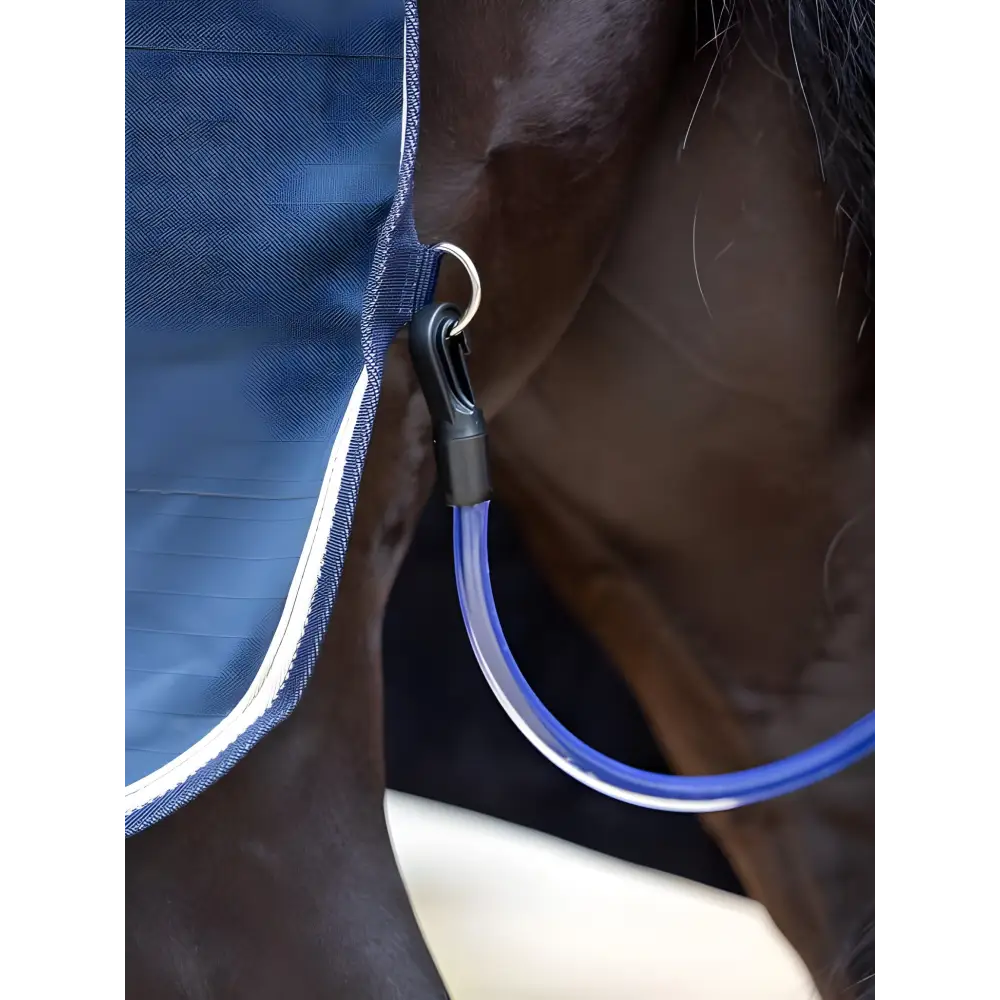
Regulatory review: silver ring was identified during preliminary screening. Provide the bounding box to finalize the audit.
[432,242,481,338]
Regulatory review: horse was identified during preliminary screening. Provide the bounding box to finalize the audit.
[126,0,873,997]
[487,7,874,985]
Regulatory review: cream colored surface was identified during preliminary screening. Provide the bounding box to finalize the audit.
[385,791,815,999]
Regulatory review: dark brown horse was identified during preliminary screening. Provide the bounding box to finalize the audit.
[489,9,874,988]
[126,1,873,997]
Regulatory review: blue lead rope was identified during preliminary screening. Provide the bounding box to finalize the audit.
[454,501,875,813]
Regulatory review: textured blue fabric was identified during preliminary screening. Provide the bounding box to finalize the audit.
[125,0,435,835]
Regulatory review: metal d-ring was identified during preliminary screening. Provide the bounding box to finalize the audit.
[432,242,481,339]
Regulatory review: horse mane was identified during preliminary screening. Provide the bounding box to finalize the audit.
[708,1,874,288]
[833,911,875,999]
[784,0,874,261]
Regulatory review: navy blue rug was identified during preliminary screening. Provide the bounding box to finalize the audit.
[125,0,434,835]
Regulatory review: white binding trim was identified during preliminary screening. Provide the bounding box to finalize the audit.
[125,367,369,816]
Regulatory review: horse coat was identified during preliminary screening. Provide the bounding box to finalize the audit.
[125,0,436,835]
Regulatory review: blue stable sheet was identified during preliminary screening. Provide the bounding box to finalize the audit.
[125,0,435,835]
